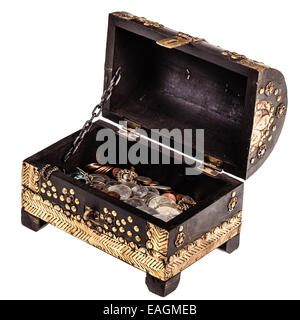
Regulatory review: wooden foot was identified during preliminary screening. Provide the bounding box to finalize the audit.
[219,234,240,254]
[21,208,47,232]
[145,273,180,297]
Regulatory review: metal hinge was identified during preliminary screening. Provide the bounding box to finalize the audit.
[117,119,141,141]
[116,119,223,176]
[202,155,223,176]
[156,32,205,49]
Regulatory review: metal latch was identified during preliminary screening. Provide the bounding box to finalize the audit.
[156,35,192,49]
[156,32,204,49]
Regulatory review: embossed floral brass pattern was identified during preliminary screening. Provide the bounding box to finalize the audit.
[276,104,286,119]
[249,80,286,164]
[250,100,274,162]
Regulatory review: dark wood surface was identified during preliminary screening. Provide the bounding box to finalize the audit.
[21,208,48,232]
[219,233,240,254]
[145,273,181,297]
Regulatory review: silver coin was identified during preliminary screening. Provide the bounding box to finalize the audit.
[155,205,181,216]
[151,185,172,191]
[143,192,161,205]
[132,185,149,198]
[137,176,152,183]
[137,206,159,216]
[105,181,121,188]
[125,197,145,208]
[145,186,159,195]
[89,174,106,184]
[90,173,111,184]
[148,195,175,209]
[107,184,132,200]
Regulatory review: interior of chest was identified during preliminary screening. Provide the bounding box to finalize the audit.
[32,122,242,224]
[103,27,249,175]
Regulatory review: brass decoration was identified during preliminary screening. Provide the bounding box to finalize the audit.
[276,104,286,119]
[175,232,185,248]
[165,212,242,280]
[112,11,163,28]
[156,32,204,49]
[228,196,238,212]
[146,222,169,256]
[257,144,267,158]
[249,100,275,161]
[264,81,275,96]
[21,164,242,281]
[22,162,39,193]
[221,50,268,72]
[22,186,242,281]
[22,187,167,279]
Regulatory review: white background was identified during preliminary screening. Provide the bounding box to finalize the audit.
[0,0,299,300]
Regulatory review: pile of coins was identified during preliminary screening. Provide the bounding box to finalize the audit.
[70,163,196,222]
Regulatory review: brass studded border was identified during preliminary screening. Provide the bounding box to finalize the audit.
[22,187,167,279]
[21,162,242,281]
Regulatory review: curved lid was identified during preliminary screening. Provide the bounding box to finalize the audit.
[102,12,288,179]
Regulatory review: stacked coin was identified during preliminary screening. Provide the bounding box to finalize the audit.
[70,164,196,222]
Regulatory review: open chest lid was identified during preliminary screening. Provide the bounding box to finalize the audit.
[102,11,287,180]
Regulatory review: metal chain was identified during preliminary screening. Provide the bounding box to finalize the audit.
[63,67,122,166]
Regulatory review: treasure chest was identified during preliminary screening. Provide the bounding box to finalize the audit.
[21,11,287,297]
